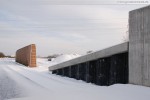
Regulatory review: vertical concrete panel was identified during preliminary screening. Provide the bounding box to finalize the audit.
[129,6,150,86]
[129,8,143,85]
[143,6,150,86]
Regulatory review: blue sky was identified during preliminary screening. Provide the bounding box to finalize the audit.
[0,0,149,56]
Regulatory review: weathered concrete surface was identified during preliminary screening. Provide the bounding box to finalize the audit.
[16,44,36,67]
[129,6,150,86]
[49,42,128,71]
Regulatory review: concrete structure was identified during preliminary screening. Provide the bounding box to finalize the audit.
[16,44,36,67]
[49,42,128,70]
[49,5,150,87]
[49,42,129,86]
[129,6,150,86]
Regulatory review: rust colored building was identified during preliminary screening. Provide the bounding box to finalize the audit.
[16,44,37,67]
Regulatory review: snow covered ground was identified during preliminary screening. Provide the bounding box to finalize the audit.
[36,54,81,72]
[0,57,150,100]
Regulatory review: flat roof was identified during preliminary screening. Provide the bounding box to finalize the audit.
[49,42,129,71]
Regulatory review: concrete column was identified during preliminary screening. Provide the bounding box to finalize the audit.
[129,6,150,86]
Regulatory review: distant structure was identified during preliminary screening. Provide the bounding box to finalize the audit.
[49,6,150,87]
[16,44,36,67]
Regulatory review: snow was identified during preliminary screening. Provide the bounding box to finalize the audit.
[0,57,150,100]
[35,54,81,72]
[50,54,81,64]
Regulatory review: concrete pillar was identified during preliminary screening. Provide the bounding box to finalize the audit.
[129,6,150,86]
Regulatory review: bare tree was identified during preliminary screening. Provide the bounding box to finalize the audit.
[0,52,5,58]
[123,24,129,42]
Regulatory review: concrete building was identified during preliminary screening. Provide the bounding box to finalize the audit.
[16,44,36,67]
[49,5,150,87]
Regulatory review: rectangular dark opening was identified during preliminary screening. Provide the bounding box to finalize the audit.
[109,52,128,85]
[57,69,63,76]
[78,63,86,81]
[52,70,57,74]
[63,67,69,77]
[89,60,97,83]
[96,57,110,86]
[70,65,78,78]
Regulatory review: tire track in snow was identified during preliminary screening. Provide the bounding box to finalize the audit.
[9,60,95,89]
[0,65,25,100]
[7,64,78,91]
[4,66,49,90]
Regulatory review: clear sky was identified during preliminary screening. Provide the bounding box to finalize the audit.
[0,0,149,56]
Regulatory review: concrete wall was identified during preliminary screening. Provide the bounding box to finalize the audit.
[48,5,150,87]
[49,42,128,70]
[49,42,128,86]
[129,6,150,86]
[16,44,36,67]
[51,52,128,86]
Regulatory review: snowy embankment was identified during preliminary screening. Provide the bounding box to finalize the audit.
[36,54,81,72]
[0,56,150,100]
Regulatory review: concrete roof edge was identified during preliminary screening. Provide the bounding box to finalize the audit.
[49,42,129,71]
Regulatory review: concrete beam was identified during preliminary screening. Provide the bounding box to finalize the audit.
[49,42,128,71]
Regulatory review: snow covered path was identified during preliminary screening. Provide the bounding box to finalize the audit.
[0,63,24,100]
[0,58,150,100]
[0,58,50,100]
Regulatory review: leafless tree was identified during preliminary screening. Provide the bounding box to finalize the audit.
[0,52,5,58]
[123,24,129,42]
